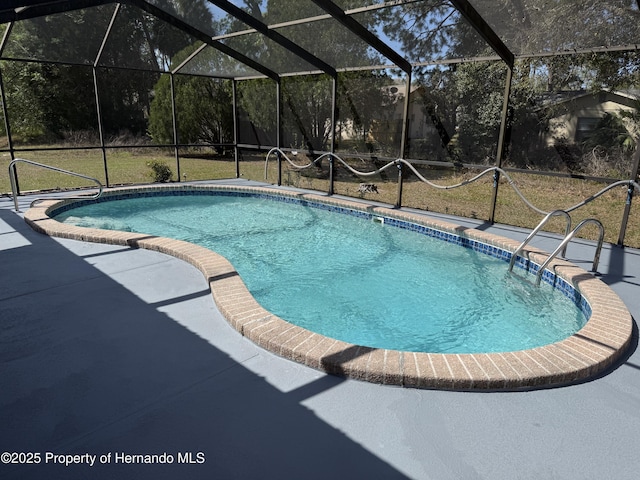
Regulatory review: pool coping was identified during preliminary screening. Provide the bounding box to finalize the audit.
[23,184,634,391]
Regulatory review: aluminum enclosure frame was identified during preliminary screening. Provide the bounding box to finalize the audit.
[1,0,639,245]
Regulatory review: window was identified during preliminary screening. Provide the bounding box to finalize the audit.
[575,117,600,142]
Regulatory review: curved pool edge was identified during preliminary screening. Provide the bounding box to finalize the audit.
[23,184,634,391]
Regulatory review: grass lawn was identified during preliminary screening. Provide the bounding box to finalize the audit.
[2,148,638,248]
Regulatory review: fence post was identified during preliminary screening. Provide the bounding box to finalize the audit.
[395,160,404,208]
[277,150,282,186]
[489,65,513,223]
[329,154,335,195]
[92,67,109,188]
[276,79,282,186]
[169,73,181,181]
[232,79,240,178]
[618,145,639,245]
[92,5,121,188]
[329,76,338,196]
[395,71,412,209]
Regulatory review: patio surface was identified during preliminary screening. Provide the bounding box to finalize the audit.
[1,179,639,480]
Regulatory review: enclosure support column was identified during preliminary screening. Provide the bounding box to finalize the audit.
[92,5,120,189]
[276,79,282,186]
[0,69,13,160]
[0,23,19,194]
[617,147,640,245]
[232,79,240,178]
[395,70,412,208]
[169,73,181,181]
[489,65,513,223]
[92,67,109,188]
[0,64,19,194]
[329,75,338,196]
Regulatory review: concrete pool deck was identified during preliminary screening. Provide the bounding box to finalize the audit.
[1,179,639,479]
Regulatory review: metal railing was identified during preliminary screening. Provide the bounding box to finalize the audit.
[264,148,640,217]
[9,158,103,212]
[265,149,614,286]
[535,218,605,286]
[508,210,572,273]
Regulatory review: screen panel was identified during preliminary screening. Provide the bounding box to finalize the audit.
[178,146,237,181]
[174,76,234,147]
[336,69,405,158]
[493,172,629,245]
[96,68,161,142]
[226,0,326,25]
[407,60,507,166]
[352,1,491,64]
[236,77,278,146]
[2,62,98,147]
[147,0,225,37]
[281,73,333,152]
[507,52,640,180]
[99,4,196,71]
[178,44,263,78]
[469,0,640,56]
[106,146,175,185]
[221,32,319,75]
[2,5,117,65]
[276,17,383,70]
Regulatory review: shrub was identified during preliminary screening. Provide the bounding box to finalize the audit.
[147,160,173,183]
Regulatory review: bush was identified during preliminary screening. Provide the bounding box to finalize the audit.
[147,160,173,183]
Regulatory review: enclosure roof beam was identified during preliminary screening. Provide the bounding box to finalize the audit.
[448,0,514,67]
[206,0,338,78]
[0,0,69,8]
[93,2,119,67]
[126,0,279,81]
[0,0,112,24]
[0,0,279,81]
[310,0,412,74]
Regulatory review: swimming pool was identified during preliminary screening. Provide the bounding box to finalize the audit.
[25,184,633,390]
[52,191,586,354]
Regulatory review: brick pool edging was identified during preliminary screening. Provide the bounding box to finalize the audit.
[24,184,633,391]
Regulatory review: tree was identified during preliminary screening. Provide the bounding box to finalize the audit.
[490,0,640,57]
[1,6,111,142]
[338,71,397,154]
[219,0,392,153]
[148,39,235,149]
[377,0,640,169]
[0,1,212,142]
[579,101,640,177]
[148,70,233,149]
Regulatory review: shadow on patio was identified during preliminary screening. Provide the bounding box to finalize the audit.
[0,207,407,479]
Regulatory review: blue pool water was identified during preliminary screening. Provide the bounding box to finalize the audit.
[54,192,587,354]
